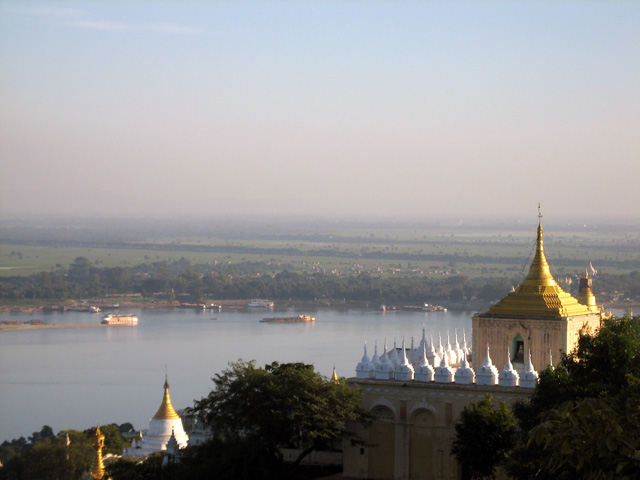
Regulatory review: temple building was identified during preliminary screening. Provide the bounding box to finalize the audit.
[472,213,602,370]
[127,376,189,458]
[343,212,604,480]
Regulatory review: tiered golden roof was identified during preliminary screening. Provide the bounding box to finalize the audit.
[484,218,594,318]
[153,377,180,420]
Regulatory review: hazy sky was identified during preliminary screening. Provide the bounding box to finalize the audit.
[1,2,639,221]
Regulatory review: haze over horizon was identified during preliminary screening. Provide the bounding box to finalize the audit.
[1,2,639,222]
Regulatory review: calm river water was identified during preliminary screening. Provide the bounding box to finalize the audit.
[0,307,473,442]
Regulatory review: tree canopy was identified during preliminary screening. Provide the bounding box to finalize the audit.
[452,314,640,480]
[451,395,517,480]
[188,360,368,477]
[510,314,640,479]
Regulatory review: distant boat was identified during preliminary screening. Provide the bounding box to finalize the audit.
[260,314,315,323]
[422,303,447,312]
[101,314,138,326]
[246,299,274,308]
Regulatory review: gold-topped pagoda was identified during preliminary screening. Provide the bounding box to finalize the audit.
[472,207,602,370]
[153,377,180,420]
[484,216,593,318]
[576,269,599,312]
[128,374,189,458]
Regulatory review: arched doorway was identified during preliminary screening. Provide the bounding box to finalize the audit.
[409,409,436,479]
[369,406,395,479]
[512,333,525,364]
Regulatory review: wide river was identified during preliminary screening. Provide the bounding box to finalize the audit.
[0,307,473,443]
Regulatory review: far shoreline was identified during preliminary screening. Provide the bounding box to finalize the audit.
[0,297,636,315]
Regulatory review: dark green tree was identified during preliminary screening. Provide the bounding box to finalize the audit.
[451,394,517,480]
[188,361,368,477]
[511,314,640,479]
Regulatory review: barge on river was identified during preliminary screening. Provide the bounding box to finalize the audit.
[101,314,138,326]
[260,314,315,323]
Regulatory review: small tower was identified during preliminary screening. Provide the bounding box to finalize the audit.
[576,269,598,312]
[374,344,395,380]
[454,354,476,385]
[415,343,435,382]
[390,338,401,366]
[162,428,180,467]
[394,338,415,381]
[355,342,375,379]
[445,331,458,365]
[434,348,456,383]
[371,340,381,368]
[89,425,106,480]
[476,345,499,386]
[520,350,539,388]
[332,366,340,384]
[498,348,520,387]
[426,335,440,367]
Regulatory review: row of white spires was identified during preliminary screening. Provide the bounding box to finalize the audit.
[355,327,541,388]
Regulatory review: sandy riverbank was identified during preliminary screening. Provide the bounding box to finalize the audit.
[0,324,135,332]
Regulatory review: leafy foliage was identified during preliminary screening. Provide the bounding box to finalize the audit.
[188,360,368,476]
[451,395,517,480]
[0,423,133,480]
[510,314,640,479]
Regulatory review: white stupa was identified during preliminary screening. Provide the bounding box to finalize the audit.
[415,343,435,382]
[454,330,465,365]
[394,338,415,381]
[130,376,189,458]
[454,354,476,384]
[520,350,539,388]
[476,345,499,386]
[390,338,401,366]
[498,348,520,387]
[445,331,458,365]
[426,335,440,367]
[374,342,395,380]
[356,342,375,379]
[461,329,471,361]
[418,325,427,353]
[434,348,456,383]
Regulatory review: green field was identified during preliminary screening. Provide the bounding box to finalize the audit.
[2,224,638,280]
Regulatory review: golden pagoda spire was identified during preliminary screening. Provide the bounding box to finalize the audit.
[519,203,558,289]
[332,366,340,384]
[90,425,106,480]
[484,206,594,318]
[576,267,598,311]
[153,375,180,420]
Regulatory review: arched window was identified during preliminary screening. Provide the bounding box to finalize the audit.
[371,406,394,422]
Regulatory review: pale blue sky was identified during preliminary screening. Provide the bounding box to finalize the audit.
[1,2,638,221]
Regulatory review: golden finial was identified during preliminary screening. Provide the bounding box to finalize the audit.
[331,366,340,384]
[538,202,542,224]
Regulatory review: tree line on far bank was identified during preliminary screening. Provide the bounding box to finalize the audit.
[1,257,638,305]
